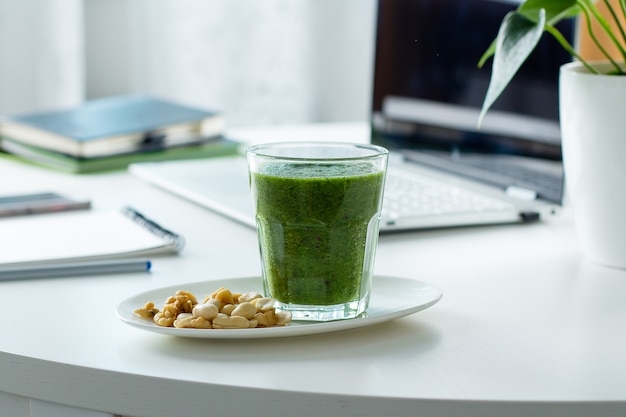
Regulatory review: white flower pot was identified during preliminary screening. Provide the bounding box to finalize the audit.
[559,61,626,268]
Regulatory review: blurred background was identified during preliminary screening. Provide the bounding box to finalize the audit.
[0,0,376,127]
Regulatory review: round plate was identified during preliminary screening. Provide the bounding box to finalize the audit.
[116,275,442,339]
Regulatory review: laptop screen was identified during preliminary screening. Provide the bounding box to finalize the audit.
[370,0,575,204]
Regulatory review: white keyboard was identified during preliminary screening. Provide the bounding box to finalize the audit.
[382,168,513,220]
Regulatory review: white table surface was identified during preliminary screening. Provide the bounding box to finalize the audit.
[1,122,625,417]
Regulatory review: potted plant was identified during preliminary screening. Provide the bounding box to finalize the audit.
[478,0,626,269]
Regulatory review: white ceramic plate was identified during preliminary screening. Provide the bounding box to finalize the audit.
[116,275,442,339]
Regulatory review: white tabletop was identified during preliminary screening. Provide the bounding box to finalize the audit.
[1,122,625,417]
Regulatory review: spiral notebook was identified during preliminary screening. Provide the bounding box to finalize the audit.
[0,207,184,268]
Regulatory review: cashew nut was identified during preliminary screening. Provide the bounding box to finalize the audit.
[192,303,219,320]
[174,316,213,329]
[138,286,292,329]
[230,302,257,319]
[213,313,249,329]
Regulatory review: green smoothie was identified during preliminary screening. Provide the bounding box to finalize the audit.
[251,162,385,306]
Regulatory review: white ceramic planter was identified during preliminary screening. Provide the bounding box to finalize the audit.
[560,61,626,268]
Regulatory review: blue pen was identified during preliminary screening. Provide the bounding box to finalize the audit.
[0,259,151,281]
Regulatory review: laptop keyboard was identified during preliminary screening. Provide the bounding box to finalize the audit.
[382,168,513,220]
[404,151,564,204]
[454,157,563,203]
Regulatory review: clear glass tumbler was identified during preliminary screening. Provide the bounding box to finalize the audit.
[246,142,388,321]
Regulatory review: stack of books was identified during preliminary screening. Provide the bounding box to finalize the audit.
[0,95,239,174]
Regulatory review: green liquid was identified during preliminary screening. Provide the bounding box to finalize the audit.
[252,162,385,306]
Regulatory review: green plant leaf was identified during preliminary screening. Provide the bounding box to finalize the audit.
[518,0,580,24]
[477,9,546,127]
[477,0,579,70]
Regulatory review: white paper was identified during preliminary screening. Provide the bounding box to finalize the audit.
[0,210,179,266]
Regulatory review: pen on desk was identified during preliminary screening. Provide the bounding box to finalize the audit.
[0,259,152,281]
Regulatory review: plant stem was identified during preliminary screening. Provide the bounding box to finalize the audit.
[620,0,626,38]
[603,0,626,46]
[544,25,599,73]
[576,0,625,72]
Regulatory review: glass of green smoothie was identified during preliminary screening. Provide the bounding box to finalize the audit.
[246,142,388,321]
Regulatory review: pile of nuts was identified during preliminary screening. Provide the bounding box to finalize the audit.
[134,287,292,329]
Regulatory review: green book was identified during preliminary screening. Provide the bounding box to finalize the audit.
[0,136,240,174]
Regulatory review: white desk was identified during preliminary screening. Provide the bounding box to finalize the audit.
[1,123,625,417]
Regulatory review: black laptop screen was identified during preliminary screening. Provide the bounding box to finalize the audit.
[370,0,574,203]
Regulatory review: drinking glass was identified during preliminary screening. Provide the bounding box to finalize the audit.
[246,142,388,321]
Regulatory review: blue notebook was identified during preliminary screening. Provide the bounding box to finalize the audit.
[0,95,224,158]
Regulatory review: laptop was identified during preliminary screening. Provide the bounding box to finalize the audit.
[129,0,574,232]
